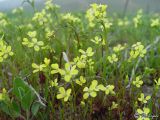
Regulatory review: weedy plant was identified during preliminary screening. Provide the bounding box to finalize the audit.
[0,0,160,120]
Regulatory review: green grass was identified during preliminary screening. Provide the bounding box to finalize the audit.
[0,0,160,120]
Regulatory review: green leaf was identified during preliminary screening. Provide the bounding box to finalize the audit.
[21,90,35,111]
[0,101,11,116]
[13,78,36,111]
[31,102,41,116]
[11,101,21,117]
[13,78,28,100]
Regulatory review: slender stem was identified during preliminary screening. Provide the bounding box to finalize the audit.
[123,0,130,17]
[26,110,30,120]
[90,98,93,117]
[101,21,108,76]
[71,81,76,112]
[58,52,63,82]
[60,101,65,120]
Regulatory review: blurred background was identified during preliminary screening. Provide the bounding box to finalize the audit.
[0,0,160,15]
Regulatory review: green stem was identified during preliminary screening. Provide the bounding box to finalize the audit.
[101,21,108,77]
[60,101,65,120]
[71,81,76,113]
[90,98,93,116]
[26,110,30,120]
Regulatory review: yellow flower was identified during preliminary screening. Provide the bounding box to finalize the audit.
[22,31,44,52]
[100,18,112,31]
[45,29,55,40]
[32,58,50,73]
[27,31,37,38]
[0,40,14,62]
[30,38,44,51]
[132,76,143,88]
[51,63,60,74]
[83,81,97,99]
[44,0,60,10]
[0,88,7,101]
[128,42,146,62]
[56,87,71,102]
[74,56,86,69]
[62,13,80,23]
[32,63,46,73]
[150,18,160,27]
[76,76,86,86]
[107,54,118,64]
[0,13,8,27]
[59,63,78,82]
[44,58,50,67]
[12,7,23,14]
[154,78,160,86]
[136,107,150,120]
[91,36,101,44]
[133,9,143,28]
[138,93,151,104]
[83,80,106,99]
[113,44,126,53]
[50,79,58,87]
[109,102,118,110]
[86,3,107,27]
[79,47,94,58]
[32,10,48,25]
[104,85,115,95]
[117,18,129,26]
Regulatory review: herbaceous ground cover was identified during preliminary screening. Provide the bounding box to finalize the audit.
[0,0,160,120]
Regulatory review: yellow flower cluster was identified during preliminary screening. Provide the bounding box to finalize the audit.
[113,44,126,53]
[44,0,60,10]
[12,7,23,14]
[75,76,86,86]
[0,12,8,27]
[136,107,150,120]
[22,31,44,52]
[50,79,58,87]
[32,58,50,73]
[51,62,79,82]
[107,44,127,64]
[59,63,78,82]
[100,18,112,30]
[91,36,101,44]
[86,3,109,27]
[61,13,80,24]
[0,40,14,62]
[74,47,94,69]
[133,9,143,28]
[32,0,59,26]
[57,87,71,102]
[132,76,143,88]
[107,54,118,64]
[0,88,7,101]
[32,10,50,26]
[83,80,115,99]
[150,18,160,27]
[128,42,146,62]
[138,93,151,104]
[117,18,130,26]
[45,28,55,40]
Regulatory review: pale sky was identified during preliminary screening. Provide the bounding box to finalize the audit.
[0,0,159,13]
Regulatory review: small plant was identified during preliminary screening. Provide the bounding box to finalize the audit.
[0,78,45,119]
[56,87,71,102]
[0,0,160,119]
